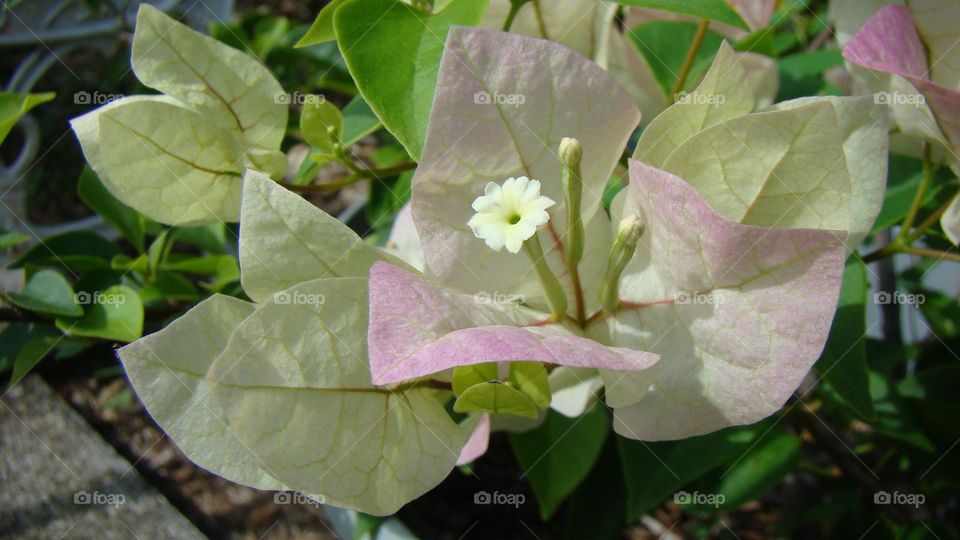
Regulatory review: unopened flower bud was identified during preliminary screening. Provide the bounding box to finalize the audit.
[600,214,645,313]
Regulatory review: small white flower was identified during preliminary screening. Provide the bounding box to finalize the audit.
[468,176,555,254]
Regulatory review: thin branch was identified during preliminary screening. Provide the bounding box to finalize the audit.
[897,143,934,242]
[281,162,417,194]
[670,19,711,104]
[904,191,958,244]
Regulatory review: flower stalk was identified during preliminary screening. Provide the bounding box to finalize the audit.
[523,233,568,320]
[599,215,645,313]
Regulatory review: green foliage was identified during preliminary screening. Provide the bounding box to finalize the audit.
[511,406,609,519]
[7,1,960,537]
[334,0,488,160]
[614,0,750,30]
[77,167,147,252]
[816,258,874,419]
[628,21,725,99]
[300,99,343,155]
[5,269,82,318]
[618,424,759,521]
[0,91,55,144]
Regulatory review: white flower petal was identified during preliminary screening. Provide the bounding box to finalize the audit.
[468,176,554,254]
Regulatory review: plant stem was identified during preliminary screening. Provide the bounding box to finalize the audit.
[897,144,933,242]
[863,243,960,264]
[281,162,417,194]
[360,161,418,178]
[904,191,958,244]
[899,246,960,263]
[670,19,710,104]
[282,174,363,193]
[524,233,568,321]
[502,0,525,31]
[531,0,549,39]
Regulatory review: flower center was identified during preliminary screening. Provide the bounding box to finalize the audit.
[507,213,522,225]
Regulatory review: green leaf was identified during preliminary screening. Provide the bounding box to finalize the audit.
[699,428,800,510]
[147,229,173,279]
[776,49,844,101]
[563,440,625,540]
[9,333,61,389]
[453,381,541,418]
[0,324,32,372]
[175,223,229,254]
[869,371,935,451]
[300,98,343,154]
[77,166,146,252]
[617,424,758,520]
[815,258,874,420]
[0,229,29,250]
[56,285,144,343]
[452,362,498,395]
[334,0,488,160]
[341,94,382,145]
[10,231,118,272]
[297,0,348,47]
[251,16,290,59]
[366,169,411,235]
[161,254,238,275]
[139,273,202,304]
[916,288,960,339]
[452,362,551,416]
[508,361,551,409]
[897,364,960,402]
[110,254,150,275]
[0,91,55,144]
[510,406,608,519]
[614,0,750,30]
[628,21,725,100]
[734,27,776,56]
[896,363,960,445]
[6,269,83,318]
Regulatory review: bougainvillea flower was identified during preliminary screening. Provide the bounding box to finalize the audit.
[843,3,960,156]
[379,25,886,440]
[117,26,887,515]
[842,3,960,243]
